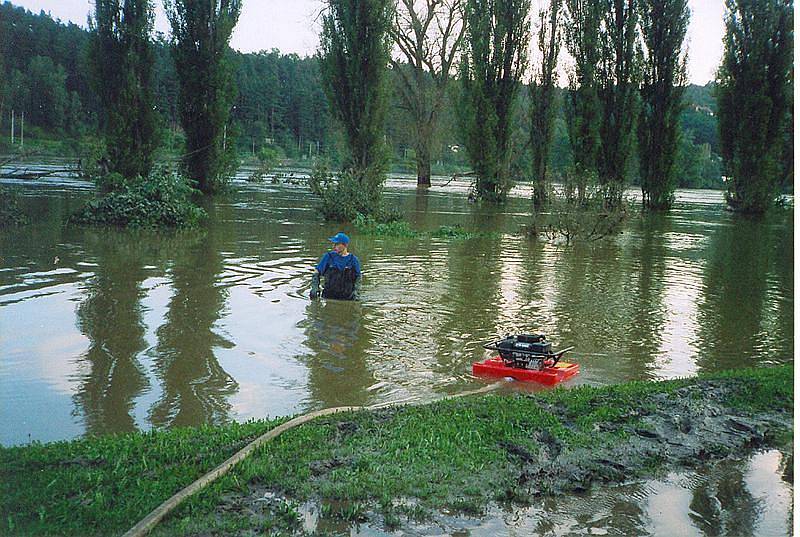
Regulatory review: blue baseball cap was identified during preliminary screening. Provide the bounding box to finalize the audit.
[328,232,350,244]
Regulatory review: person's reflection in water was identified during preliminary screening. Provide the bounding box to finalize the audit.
[150,235,238,428]
[74,235,150,435]
[298,298,376,408]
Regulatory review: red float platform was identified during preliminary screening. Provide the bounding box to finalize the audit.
[472,356,579,385]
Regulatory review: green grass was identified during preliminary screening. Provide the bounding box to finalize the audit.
[1,419,286,536]
[1,365,792,536]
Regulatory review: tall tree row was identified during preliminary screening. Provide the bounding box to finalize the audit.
[460,0,530,203]
[638,0,690,210]
[91,0,160,181]
[390,0,466,187]
[529,0,562,207]
[164,0,242,195]
[717,0,793,214]
[319,0,394,214]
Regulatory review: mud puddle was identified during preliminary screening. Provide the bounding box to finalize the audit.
[295,450,792,536]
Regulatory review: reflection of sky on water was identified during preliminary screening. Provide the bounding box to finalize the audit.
[0,173,793,445]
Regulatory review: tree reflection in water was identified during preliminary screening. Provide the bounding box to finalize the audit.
[74,234,150,435]
[150,234,238,428]
[695,213,792,373]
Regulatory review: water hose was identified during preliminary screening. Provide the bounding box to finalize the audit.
[122,382,503,537]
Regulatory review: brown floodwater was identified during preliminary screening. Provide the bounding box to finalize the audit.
[0,169,793,446]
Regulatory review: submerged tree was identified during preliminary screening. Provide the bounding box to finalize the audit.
[460,0,530,203]
[597,0,640,209]
[563,0,602,203]
[390,0,466,187]
[164,0,242,195]
[717,0,793,214]
[318,0,394,216]
[530,0,562,207]
[638,0,690,210]
[90,0,159,181]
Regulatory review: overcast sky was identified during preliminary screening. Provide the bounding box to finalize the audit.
[9,0,725,85]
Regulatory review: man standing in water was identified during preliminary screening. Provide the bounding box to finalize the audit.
[310,232,362,300]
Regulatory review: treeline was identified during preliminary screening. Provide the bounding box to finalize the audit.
[0,1,722,188]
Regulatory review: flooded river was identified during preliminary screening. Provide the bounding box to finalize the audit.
[0,170,793,446]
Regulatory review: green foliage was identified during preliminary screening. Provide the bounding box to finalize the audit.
[308,159,387,222]
[353,213,421,238]
[529,0,562,208]
[675,135,723,189]
[0,188,28,227]
[1,5,734,196]
[22,56,72,132]
[681,86,720,153]
[717,0,793,214]
[638,0,690,210]
[596,0,641,209]
[432,225,498,240]
[165,0,242,195]
[319,0,393,215]
[563,0,603,202]
[90,0,160,181]
[460,0,530,203]
[70,168,205,228]
[351,216,498,241]
[246,146,282,183]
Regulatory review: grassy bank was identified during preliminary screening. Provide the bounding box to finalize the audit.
[1,365,792,536]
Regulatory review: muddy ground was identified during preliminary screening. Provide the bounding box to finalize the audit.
[204,378,792,536]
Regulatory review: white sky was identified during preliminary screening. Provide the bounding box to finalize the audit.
[9,0,725,84]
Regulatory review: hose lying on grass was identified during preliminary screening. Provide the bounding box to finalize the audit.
[122,382,504,537]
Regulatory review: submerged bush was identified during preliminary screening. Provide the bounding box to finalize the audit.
[353,213,420,238]
[524,196,629,244]
[308,160,385,222]
[0,188,28,227]
[247,146,283,183]
[71,168,205,228]
[432,225,498,240]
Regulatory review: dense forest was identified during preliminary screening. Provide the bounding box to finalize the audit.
[0,1,722,188]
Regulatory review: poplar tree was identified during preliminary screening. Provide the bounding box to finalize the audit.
[638,0,690,210]
[319,0,394,212]
[597,0,640,209]
[530,0,562,207]
[563,0,602,203]
[717,0,793,214]
[165,0,242,194]
[90,0,159,182]
[460,0,530,203]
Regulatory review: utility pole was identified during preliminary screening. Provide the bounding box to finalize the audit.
[20,111,24,150]
[223,124,227,151]
[10,109,14,145]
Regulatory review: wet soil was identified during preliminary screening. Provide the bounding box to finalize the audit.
[205,378,792,536]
